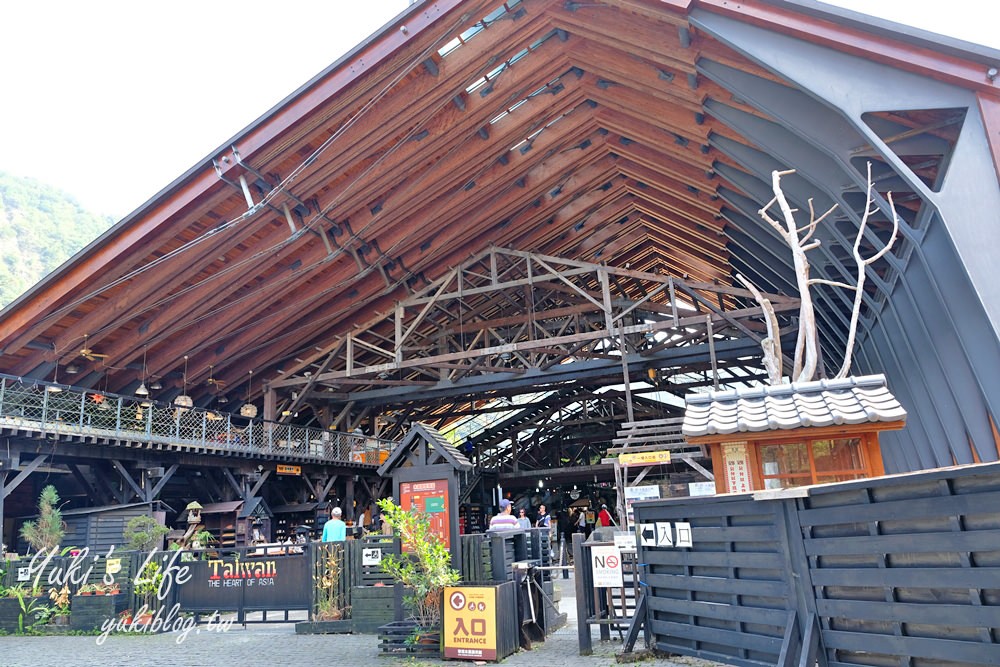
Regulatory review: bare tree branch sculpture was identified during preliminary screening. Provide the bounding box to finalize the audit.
[748,163,898,384]
[830,162,899,378]
[735,273,783,384]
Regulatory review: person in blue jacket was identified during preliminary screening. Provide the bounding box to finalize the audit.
[322,506,347,542]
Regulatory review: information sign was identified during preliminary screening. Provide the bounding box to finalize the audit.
[591,545,624,588]
[443,586,497,660]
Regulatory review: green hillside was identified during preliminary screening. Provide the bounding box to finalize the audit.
[0,171,115,309]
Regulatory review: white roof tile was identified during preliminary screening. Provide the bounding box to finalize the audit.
[682,374,907,438]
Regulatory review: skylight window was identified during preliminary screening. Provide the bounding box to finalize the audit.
[437,0,524,58]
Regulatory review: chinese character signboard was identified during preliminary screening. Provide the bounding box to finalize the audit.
[618,450,672,467]
[444,586,497,660]
[722,442,752,493]
[623,484,661,528]
[400,479,451,549]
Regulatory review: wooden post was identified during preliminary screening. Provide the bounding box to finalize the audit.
[572,532,592,655]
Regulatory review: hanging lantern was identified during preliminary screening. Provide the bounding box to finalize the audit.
[240,370,257,418]
[175,355,192,411]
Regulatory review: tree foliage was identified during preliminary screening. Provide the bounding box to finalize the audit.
[376,498,460,628]
[0,171,114,309]
[20,485,65,553]
[124,515,170,551]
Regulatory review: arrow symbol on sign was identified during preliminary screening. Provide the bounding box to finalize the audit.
[638,523,656,547]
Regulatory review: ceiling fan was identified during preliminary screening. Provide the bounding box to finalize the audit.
[79,334,108,362]
[207,365,227,388]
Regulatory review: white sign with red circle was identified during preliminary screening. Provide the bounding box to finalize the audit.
[591,545,624,588]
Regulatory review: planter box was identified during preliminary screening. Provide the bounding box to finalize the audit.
[351,585,410,634]
[71,593,129,631]
[0,596,46,633]
[378,620,441,658]
[294,619,353,634]
[0,597,22,633]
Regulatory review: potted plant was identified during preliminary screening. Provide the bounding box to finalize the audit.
[77,583,96,596]
[48,584,71,626]
[295,542,354,635]
[376,498,460,648]
[133,560,165,625]
[191,529,216,552]
[314,545,346,621]
[19,485,65,554]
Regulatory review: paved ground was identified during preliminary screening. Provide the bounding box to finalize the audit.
[0,575,725,667]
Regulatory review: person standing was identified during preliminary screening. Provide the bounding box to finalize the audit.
[597,503,615,528]
[322,506,347,542]
[516,507,532,530]
[557,509,573,544]
[534,504,550,530]
[488,499,519,531]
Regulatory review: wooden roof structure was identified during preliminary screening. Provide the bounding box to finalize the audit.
[2,0,999,476]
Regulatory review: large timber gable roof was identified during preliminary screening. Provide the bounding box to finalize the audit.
[1,0,998,474]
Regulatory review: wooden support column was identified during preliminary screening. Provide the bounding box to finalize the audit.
[263,383,277,422]
[91,463,125,504]
[222,468,246,499]
[4,455,49,500]
[111,460,145,503]
[148,464,179,501]
[319,475,339,503]
[249,470,271,498]
[345,476,355,522]
[0,471,6,549]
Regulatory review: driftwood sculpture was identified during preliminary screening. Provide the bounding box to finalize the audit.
[741,162,899,384]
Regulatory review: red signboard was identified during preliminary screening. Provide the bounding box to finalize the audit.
[399,479,450,550]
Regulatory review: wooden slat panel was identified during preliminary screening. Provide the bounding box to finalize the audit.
[645,550,784,569]
[798,491,1000,526]
[649,618,785,653]
[645,572,789,597]
[809,566,1000,589]
[816,598,1000,628]
[803,529,1000,556]
[648,595,791,626]
[821,629,1000,664]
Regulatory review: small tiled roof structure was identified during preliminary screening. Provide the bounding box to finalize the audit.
[377,422,473,477]
[682,374,907,438]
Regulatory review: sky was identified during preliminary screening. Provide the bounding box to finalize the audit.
[0,0,996,219]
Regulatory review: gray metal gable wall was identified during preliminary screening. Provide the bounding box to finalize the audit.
[690,11,1000,472]
[633,461,1000,666]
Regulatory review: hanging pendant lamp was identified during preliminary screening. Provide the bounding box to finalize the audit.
[174,355,193,409]
[136,346,150,397]
[240,370,258,418]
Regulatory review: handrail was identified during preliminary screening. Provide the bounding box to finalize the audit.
[0,374,396,464]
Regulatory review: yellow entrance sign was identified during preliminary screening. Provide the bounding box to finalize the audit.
[443,586,497,660]
[276,464,301,475]
[618,450,671,467]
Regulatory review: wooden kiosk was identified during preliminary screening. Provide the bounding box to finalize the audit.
[376,423,473,564]
[682,374,906,495]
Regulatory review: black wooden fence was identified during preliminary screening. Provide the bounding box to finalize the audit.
[632,461,1000,667]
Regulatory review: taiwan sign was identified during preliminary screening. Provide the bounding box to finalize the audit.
[443,586,497,660]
